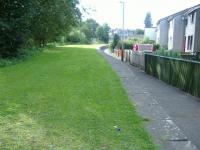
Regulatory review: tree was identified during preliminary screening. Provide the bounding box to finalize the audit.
[30,0,81,46]
[66,29,86,43]
[144,12,153,28]
[85,19,99,38]
[96,24,110,43]
[110,34,120,50]
[79,19,99,42]
[0,0,81,57]
[0,0,36,57]
[135,29,144,35]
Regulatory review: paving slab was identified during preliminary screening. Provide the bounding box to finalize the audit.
[97,48,200,150]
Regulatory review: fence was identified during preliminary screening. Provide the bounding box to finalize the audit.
[123,50,145,69]
[145,54,200,97]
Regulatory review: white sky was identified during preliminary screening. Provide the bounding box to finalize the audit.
[79,0,200,29]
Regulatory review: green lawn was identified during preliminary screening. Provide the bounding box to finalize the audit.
[0,45,155,149]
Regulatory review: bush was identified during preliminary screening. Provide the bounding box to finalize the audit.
[154,49,181,58]
[0,47,42,67]
[142,38,155,44]
[66,29,88,44]
[117,38,142,49]
[153,44,161,51]
[110,34,120,51]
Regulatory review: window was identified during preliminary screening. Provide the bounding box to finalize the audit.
[187,36,190,50]
[185,19,188,26]
[190,36,193,50]
[187,36,193,50]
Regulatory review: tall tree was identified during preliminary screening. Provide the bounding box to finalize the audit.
[96,24,110,43]
[85,19,99,38]
[111,34,120,50]
[0,0,81,57]
[144,12,153,28]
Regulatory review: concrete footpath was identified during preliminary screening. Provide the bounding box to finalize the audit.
[98,48,200,150]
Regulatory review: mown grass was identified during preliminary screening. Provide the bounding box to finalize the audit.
[0,45,155,149]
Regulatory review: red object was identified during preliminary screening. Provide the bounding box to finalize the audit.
[133,44,139,51]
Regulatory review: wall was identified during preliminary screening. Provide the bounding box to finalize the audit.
[185,12,196,52]
[130,52,145,69]
[172,15,185,51]
[157,20,169,49]
[123,50,145,69]
[194,9,200,51]
[144,28,157,41]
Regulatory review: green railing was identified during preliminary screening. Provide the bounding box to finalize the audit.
[145,54,200,97]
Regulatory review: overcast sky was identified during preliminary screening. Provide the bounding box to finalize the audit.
[79,0,200,29]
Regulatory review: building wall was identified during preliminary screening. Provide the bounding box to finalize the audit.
[157,20,169,49]
[185,12,196,52]
[144,28,157,41]
[172,15,185,51]
[156,26,160,44]
[194,9,200,52]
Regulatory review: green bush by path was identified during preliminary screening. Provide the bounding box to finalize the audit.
[154,49,181,58]
[0,45,156,149]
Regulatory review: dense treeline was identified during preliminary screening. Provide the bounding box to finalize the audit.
[66,19,110,44]
[0,0,81,57]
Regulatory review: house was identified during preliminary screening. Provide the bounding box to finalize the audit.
[109,28,144,41]
[144,27,157,41]
[184,5,200,53]
[167,10,188,51]
[156,4,200,53]
[156,19,169,49]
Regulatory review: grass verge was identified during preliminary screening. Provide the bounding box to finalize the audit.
[0,45,155,149]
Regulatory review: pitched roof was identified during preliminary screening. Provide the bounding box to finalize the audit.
[157,4,200,24]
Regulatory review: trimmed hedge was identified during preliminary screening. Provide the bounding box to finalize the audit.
[145,53,200,97]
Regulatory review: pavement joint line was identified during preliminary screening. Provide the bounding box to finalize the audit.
[169,139,188,142]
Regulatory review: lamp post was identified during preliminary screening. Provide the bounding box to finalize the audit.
[120,1,125,61]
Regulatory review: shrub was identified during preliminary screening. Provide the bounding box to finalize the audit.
[153,44,161,51]
[66,29,88,44]
[119,38,143,50]
[110,34,120,51]
[154,49,181,58]
[142,37,155,44]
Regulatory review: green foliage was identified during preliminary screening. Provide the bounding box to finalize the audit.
[66,29,88,43]
[135,29,144,35]
[0,45,156,149]
[66,19,103,44]
[96,24,110,43]
[120,40,134,49]
[153,44,161,51]
[154,49,181,58]
[0,0,81,57]
[142,38,155,44]
[0,47,41,67]
[144,12,153,28]
[115,38,143,50]
[83,19,99,38]
[110,34,120,51]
